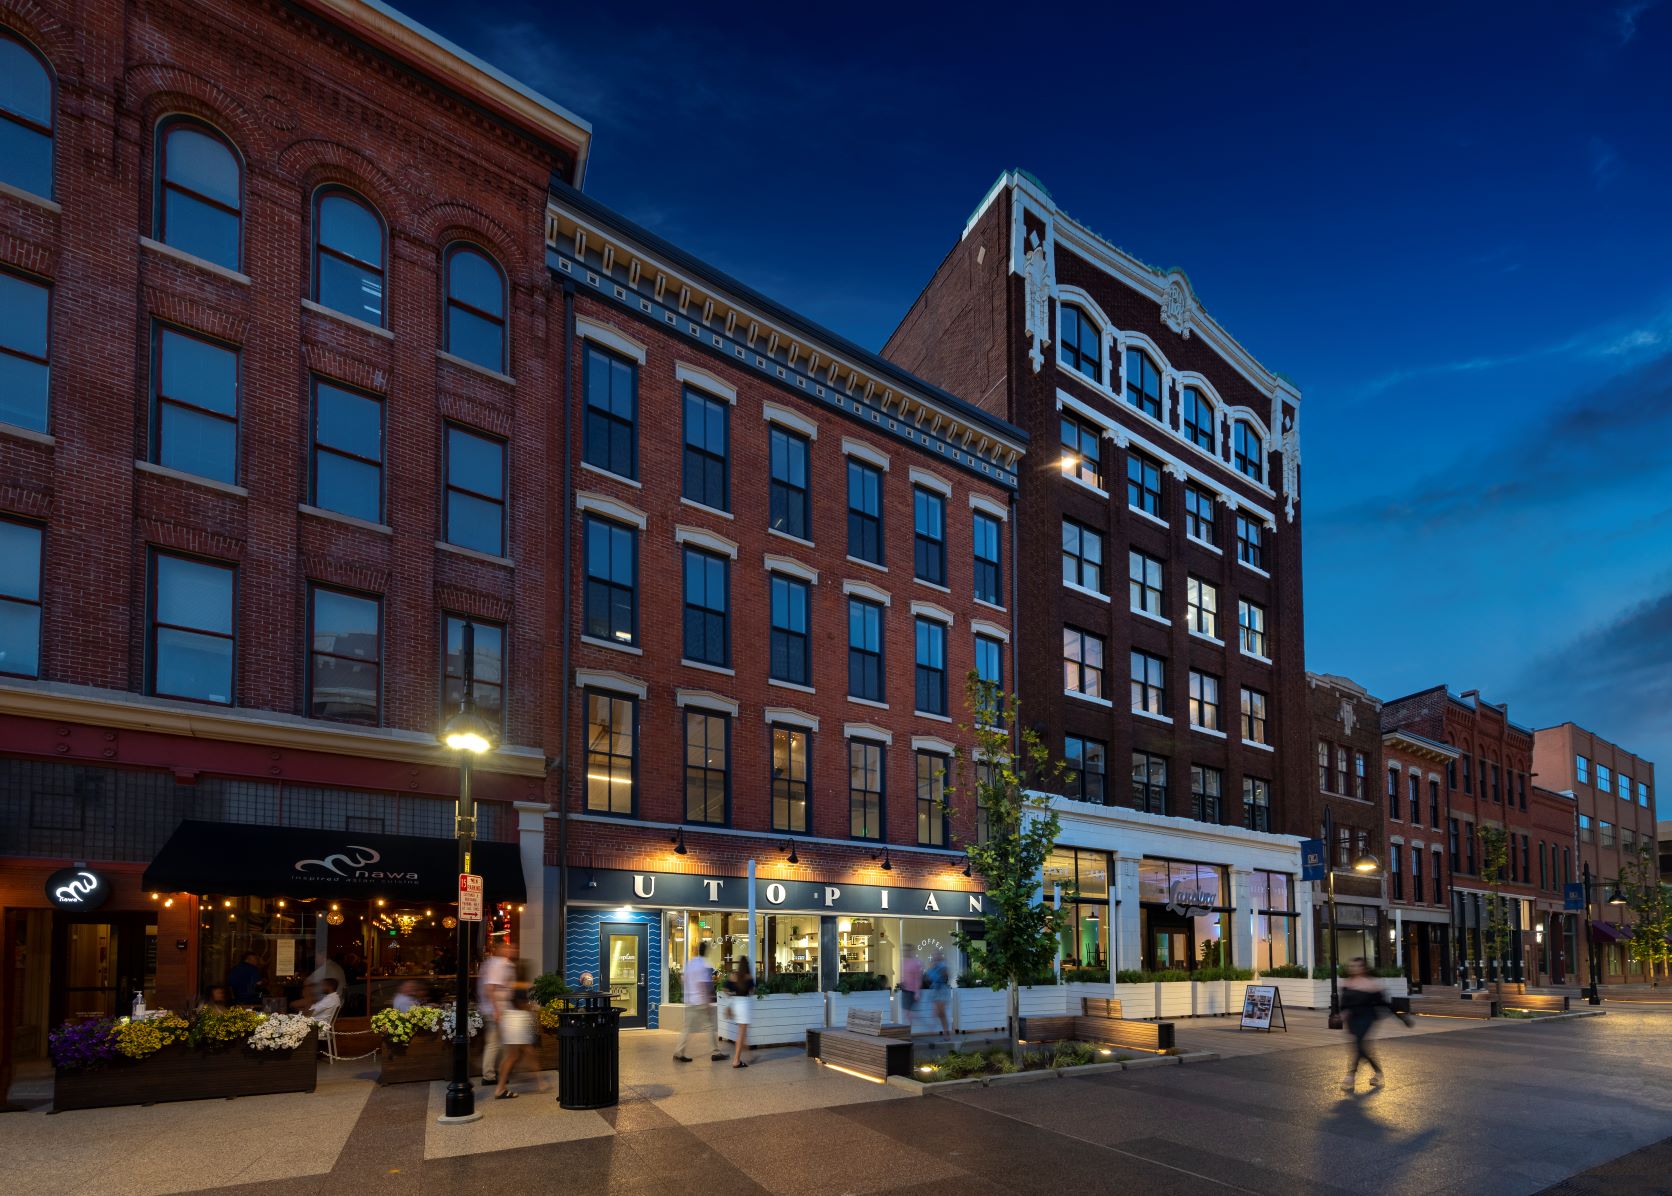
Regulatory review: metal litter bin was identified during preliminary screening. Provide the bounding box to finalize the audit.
[557,990,621,1109]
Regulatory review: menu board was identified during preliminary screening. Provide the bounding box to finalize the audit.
[275,938,296,978]
[1240,984,1285,1031]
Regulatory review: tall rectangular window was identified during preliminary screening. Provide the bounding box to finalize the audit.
[308,585,380,724]
[1191,764,1222,823]
[849,740,883,839]
[974,633,1003,707]
[1063,627,1106,700]
[1575,754,1589,783]
[771,725,810,833]
[1391,844,1404,900]
[1130,649,1165,715]
[916,751,947,846]
[913,487,946,586]
[1129,550,1163,616]
[584,690,635,814]
[1238,599,1268,657]
[1186,577,1218,638]
[846,459,882,564]
[1409,774,1421,823]
[0,519,42,677]
[1434,849,1444,903]
[1243,777,1271,832]
[1184,486,1216,545]
[975,761,997,844]
[1241,687,1268,744]
[1062,519,1104,593]
[1060,412,1103,489]
[153,326,238,484]
[769,426,810,540]
[847,597,883,702]
[1449,818,1461,869]
[1235,516,1265,570]
[682,387,729,511]
[0,270,50,432]
[149,553,235,704]
[1429,779,1441,828]
[769,574,810,686]
[1462,755,1471,793]
[444,424,506,557]
[1595,763,1610,793]
[685,710,729,824]
[1131,752,1167,813]
[915,616,947,715]
[972,511,1001,603]
[583,516,637,646]
[1188,670,1220,731]
[1126,452,1162,517]
[1066,735,1106,803]
[682,548,729,667]
[1387,766,1400,817]
[310,379,383,524]
[442,616,504,736]
[1354,753,1367,799]
[583,344,636,479]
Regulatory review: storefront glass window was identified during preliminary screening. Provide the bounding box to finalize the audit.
[765,914,819,979]
[839,916,893,985]
[1139,858,1235,971]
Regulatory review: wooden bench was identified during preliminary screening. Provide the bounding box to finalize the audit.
[1410,996,1497,1019]
[1501,993,1568,1013]
[805,1009,914,1080]
[1017,998,1175,1054]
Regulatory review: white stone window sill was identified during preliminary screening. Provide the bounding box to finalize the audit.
[436,349,514,386]
[1134,708,1173,725]
[1066,689,1113,708]
[1063,580,1110,604]
[581,635,642,656]
[299,504,391,535]
[913,710,952,723]
[134,459,247,497]
[1187,534,1223,556]
[1240,648,1273,665]
[1189,629,1225,647]
[139,235,250,285]
[1061,473,1109,500]
[681,659,734,677]
[1192,724,1228,739]
[0,179,61,213]
[579,460,642,489]
[0,421,54,447]
[1133,607,1171,627]
[768,678,816,695]
[847,695,889,711]
[974,597,1008,614]
[1129,505,1169,530]
[436,540,513,568]
[679,496,733,521]
[846,554,887,573]
[914,577,951,595]
[1243,738,1275,752]
[1237,558,1271,579]
[301,298,392,340]
[767,527,815,550]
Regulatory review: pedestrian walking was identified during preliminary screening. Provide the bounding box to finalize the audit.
[725,958,755,1067]
[1339,957,1410,1092]
[925,949,952,1037]
[900,945,923,1031]
[674,942,725,1063]
[477,939,516,1085]
[492,981,547,1098]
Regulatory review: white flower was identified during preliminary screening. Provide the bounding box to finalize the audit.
[247,1013,317,1051]
[441,1007,485,1040]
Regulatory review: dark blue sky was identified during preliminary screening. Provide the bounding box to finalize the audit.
[411,0,1672,777]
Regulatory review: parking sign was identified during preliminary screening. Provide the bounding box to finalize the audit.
[459,873,484,922]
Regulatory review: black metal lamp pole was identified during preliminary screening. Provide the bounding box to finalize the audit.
[1583,862,1601,1006]
[1325,805,1341,1016]
[441,620,488,1123]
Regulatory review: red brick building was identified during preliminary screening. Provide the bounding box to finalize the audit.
[1526,784,1578,985]
[1306,674,1386,970]
[0,0,588,1073]
[878,172,1308,975]
[543,184,1025,1022]
[1532,723,1660,985]
[1382,687,1537,986]
[1381,723,1460,986]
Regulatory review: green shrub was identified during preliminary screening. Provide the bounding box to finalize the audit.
[666,970,682,1004]
[1260,964,1309,978]
[1050,1041,1097,1068]
[1115,969,1146,984]
[757,972,817,996]
[1062,966,1110,983]
[1196,966,1255,982]
[529,972,570,1006]
[836,971,889,994]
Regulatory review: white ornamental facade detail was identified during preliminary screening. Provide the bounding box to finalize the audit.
[1160,275,1194,339]
[1279,406,1301,522]
[1022,229,1056,373]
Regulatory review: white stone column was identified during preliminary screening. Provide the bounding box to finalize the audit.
[1298,879,1317,971]
[1114,856,1142,972]
[1230,867,1255,971]
[514,801,548,976]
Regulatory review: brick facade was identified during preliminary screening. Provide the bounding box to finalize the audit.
[1305,673,1385,967]
[1380,723,1460,985]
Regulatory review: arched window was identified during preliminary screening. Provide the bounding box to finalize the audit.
[157,119,242,270]
[444,243,506,373]
[0,30,54,199]
[1059,303,1101,382]
[1181,386,1215,451]
[313,188,385,326]
[1125,348,1162,420]
[1233,421,1264,483]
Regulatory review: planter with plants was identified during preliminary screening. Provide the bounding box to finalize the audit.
[528,973,570,1070]
[827,973,893,1025]
[718,974,824,1047]
[51,1009,320,1111]
[370,1006,484,1085]
[915,1040,1129,1084]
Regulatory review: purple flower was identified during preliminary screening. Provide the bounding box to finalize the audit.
[49,1019,118,1071]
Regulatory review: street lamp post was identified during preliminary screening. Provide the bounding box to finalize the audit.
[1323,804,1381,1016]
[1583,862,1602,1005]
[439,621,495,1124]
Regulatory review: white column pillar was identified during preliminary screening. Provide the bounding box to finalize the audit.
[514,801,548,976]
[1298,879,1317,971]
[1230,867,1255,971]
[1394,909,1404,967]
[1114,856,1142,972]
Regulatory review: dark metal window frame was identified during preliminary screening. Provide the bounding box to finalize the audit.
[770,723,812,834]
[1181,386,1215,451]
[151,322,241,484]
[1130,648,1165,715]
[914,615,948,715]
[972,510,1001,604]
[305,581,382,725]
[1187,575,1218,638]
[583,687,638,816]
[1126,452,1162,517]
[309,376,385,523]
[681,546,731,668]
[311,185,386,325]
[443,422,508,557]
[1184,486,1216,545]
[1059,412,1104,489]
[1059,303,1102,381]
[1233,421,1264,483]
[582,343,639,480]
[1125,348,1162,419]
[848,738,885,841]
[1235,516,1265,569]
[1128,549,1163,615]
[441,613,505,736]
[846,595,884,703]
[1187,669,1220,731]
[1238,598,1267,656]
[0,515,43,678]
[915,750,949,846]
[845,458,883,564]
[768,572,811,686]
[1063,625,1106,699]
[1062,517,1104,593]
[1131,751,1167,814]
[1242,777,1271,831]
[681,384,730,512]
[1191,763,1223,824]
[684,708,731,826]
[156,116,243,269]
[0,266,51,428]
[1065,734,1107,804]
[582,514,638,646]
[768,424,811,540]
[912,485,946,587]
[0,29,54,198]
[442,241,507,372]
[1241,686,1268,744]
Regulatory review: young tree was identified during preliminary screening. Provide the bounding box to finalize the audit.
[1617,843,1672,987]
[1476,824,1511,1007]
[949,674,1072,1066]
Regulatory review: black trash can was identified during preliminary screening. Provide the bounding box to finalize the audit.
[557,992,622,1109]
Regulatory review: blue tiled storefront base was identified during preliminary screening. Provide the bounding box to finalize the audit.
[565,908,663,1028]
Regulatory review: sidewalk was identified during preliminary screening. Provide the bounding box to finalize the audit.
[1168,1005,1494,1058]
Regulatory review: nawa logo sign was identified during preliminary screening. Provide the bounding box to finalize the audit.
[45,866,109,911]
[292,843,418,887]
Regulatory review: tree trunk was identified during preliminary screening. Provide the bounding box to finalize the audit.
[1007,980,1020,1069]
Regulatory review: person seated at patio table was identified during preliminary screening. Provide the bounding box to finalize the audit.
[199,984,233,1013]
[306,978,342,1019]
[392,978,425,1013]
[228,952,264,1004]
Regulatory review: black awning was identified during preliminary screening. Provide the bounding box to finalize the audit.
[142,820,526,904]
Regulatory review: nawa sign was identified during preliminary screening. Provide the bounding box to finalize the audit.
[45,866,109,911]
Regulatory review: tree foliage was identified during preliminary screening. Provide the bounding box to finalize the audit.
[1476,824,1513,997]
[1617,843,1672,984]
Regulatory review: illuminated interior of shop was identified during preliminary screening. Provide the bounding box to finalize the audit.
[664,910,960,993]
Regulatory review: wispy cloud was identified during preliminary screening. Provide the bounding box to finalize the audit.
[1616,1,1660,45]
[1588,136,1621,189]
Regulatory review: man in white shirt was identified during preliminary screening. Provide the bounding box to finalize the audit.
[477,940,516,1084]
[674,942,724,1063]
[292,954,348,1011]
[306,978,342,1018]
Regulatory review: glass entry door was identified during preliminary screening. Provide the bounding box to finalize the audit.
[52,914,156,1024]
[601,922,648,1028]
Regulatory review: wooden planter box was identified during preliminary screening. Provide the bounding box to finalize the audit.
[54,1030,319,1112]
[377,1031,485,1085]
[537,1031,559,1072]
